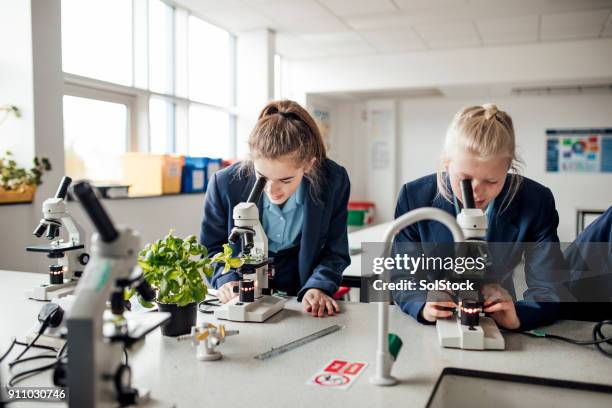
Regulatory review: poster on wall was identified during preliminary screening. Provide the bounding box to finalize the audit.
[546,128,612,173]
[368,110,393,170]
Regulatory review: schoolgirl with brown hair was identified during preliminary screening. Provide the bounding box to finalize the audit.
[200,100,351,317]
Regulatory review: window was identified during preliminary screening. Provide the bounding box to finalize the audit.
[188,16,232,107]
[61,0,236,182]
[61,0,133,85]
[188,105,231,158]
[148,0,173,94]
[149,97,174,154]
[63,96,128,182]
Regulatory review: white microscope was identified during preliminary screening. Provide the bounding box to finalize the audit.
[214,176,286,322]
[371,179,504,387]
[435,179,504,351]
[59,181,171,407]
[26,176,90,300]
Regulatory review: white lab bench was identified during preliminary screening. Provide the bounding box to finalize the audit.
[1,270,611,407]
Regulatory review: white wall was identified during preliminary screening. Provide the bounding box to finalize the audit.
[285,38,612,97]
[332,93,612,241]
[0,193,206,273]
[333,101,367,200]
[285,35,612,239]
[0,0,35,165]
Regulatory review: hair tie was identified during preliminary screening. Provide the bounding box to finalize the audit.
[278,111,300,121]
[482,104,499,121]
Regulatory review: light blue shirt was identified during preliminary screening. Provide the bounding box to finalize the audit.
[262,181,305,253]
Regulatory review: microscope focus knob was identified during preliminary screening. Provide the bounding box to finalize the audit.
[78,253,90,266]
[110,291,125,315]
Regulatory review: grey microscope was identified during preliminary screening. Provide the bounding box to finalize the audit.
[56,181,171,407]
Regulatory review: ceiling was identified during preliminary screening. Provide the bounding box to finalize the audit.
[173,0,612,59]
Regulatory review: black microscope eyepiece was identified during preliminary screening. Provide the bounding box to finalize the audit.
[33,222,47,238]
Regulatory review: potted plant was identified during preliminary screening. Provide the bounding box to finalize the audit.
[136,231,214,336]
[0,105,52,203]
[0,151,51,203]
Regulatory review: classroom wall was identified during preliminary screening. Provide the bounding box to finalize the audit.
[330,93,612,242]
[0,0,35,165]
[284,38,612,98]
[0,194,206,273]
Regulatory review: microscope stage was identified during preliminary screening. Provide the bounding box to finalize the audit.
[26,242,84,254]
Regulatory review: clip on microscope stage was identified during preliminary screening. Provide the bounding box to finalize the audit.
[214,176,286,322]
[25,176,90,300]
[435,179,505,351]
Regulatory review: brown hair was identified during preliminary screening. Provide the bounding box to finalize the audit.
[238,100,328,200]
[437,103,524,212]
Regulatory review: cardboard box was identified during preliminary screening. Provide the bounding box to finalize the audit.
[121,153,184,196]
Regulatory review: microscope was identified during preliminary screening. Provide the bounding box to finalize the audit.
[59,181,170,407]
[214,176,286,322]
[26,176,90,300]
[372,179,504,387]
[435,180,504,350]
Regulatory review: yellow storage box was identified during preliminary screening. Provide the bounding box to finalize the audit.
[121,153,184,196]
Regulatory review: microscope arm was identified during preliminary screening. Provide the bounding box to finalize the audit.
[60,214,86,246]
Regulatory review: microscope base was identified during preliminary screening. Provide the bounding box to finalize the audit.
[26,280,77,301]
[436,316,505,350]
[214,295,285,322]
[197,351,222,361]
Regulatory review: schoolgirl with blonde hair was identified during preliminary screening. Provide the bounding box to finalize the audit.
[393,103,567,331]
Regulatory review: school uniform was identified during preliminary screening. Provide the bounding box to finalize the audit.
[562,206,612,321]
[200,159,351,300]
[392,173,569,331]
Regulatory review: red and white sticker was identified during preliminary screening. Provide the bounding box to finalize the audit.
[308,359,368,390]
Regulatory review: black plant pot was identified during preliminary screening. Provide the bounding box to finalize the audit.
[157,301,197,337]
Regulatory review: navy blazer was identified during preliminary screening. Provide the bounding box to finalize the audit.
[564,206,612,305]
[200,159,351,300]
[393,173,569,331]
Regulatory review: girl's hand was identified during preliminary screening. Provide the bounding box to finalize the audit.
[421,290,457,323]
[421,301,457,322]
[303,288,340,317]
[218,281,239,304]
[482,284,520,330]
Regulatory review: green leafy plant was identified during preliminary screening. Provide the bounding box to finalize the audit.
[136,231,213,307]
[1,106,51,192]
[210,243,245,273]
[0,150,52,191]
[0,105,21,127]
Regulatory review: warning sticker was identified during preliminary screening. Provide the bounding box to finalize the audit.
[308,359,368,390]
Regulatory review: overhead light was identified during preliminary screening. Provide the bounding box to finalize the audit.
[512,84,612,96]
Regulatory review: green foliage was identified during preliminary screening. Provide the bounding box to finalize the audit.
[0,150,52,191]
[210,243,244,273]
[137,231,213,307]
